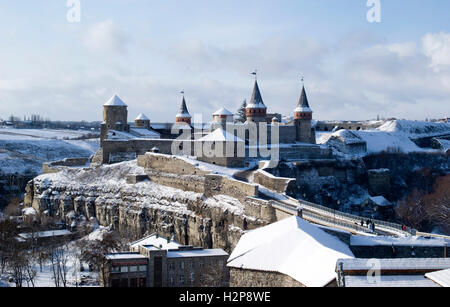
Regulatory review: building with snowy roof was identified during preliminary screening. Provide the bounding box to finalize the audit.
[102,234,229,288]
[227,216,355,287]
[336,258,450,287]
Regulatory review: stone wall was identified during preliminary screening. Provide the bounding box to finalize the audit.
[243,197,276,224]
[253,169,296,194]
[204,174,259,203]
[229,268,305,287]
[42,158,90,174]
[137,153,209,176]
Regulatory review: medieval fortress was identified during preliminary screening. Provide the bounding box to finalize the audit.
[94,80,328,167]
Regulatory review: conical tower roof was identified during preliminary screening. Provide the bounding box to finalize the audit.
[246,81,267,109]
[295,86,312,113]
[176,96,191,118]
[104,94,127,107]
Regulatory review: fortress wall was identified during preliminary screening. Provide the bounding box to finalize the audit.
[146,171,205,194]
[102,140,180,164]
[42,158,90,174]
[253,169,296,194]
[243,197,276,224]
[137,153,209,176]
[204,174,259,203]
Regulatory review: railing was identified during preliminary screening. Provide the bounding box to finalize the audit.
[271,195,410,237]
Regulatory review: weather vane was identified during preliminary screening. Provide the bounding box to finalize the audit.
[251,69,258,80]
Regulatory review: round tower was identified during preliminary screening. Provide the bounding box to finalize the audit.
[294,86,314,143]
[135,113,150,129]
[176,95,192,125]
[246,80,267,123]
[103,94,128,130]
[212,107,234,129]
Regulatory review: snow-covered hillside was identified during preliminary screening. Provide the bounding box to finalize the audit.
[318,120,450,155]
[0,128,99,176]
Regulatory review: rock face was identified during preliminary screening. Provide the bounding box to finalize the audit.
[23,161,268,252]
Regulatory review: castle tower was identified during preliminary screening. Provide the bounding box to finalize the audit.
[294,86,314,143]
[135,113,150,129]
[103,94,128,129]
[246,80,267,123]
[176,95,192,125]
[212,107,234,130]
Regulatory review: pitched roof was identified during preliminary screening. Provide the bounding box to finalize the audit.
[135,113,150,121]
[227,216,354,287]
[104,94,128,107]
[425,268,450,287]
[198,128,244,142]
[294,86,312,113]
[246,81,267,109]
[213,108,234,116]
[176,96,191,118]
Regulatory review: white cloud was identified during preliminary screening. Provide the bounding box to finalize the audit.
[422,32,450,70]
[83,20,130,54]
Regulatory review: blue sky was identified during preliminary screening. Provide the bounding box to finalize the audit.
[0,0,449,122]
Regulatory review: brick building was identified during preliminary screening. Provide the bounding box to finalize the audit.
[102,234,229,287]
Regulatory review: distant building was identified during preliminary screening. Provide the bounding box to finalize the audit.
[102,234,229,287]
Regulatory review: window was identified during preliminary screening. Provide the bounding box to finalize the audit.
[130,278,138,287]
[120,266,129,273]
[189,261,194,269]
[180,261,185,270]
[199,261,204,269]
[168,262,174,271]
[169,276,174,286]
[111,266,120,273]
[180,274,185,285]
[139,265,147,272]
[129,266,138,272]
[190,273,195,285]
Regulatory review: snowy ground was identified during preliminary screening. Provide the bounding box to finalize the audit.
[317,120,449,155]
[0,128,99,176]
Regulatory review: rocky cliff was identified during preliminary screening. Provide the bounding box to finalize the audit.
[23,160,268,252]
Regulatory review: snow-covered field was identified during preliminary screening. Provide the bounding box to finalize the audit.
[0,128,99,176]
[317,120,450,155]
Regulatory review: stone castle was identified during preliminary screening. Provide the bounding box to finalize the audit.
[95,80,328,167]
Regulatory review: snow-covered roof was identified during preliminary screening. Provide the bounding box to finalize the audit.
[338,258,450,272]
[18,229,72,239]
[294,86,311,113]
[227,216,354,287]
[246,81,267,109]
[350,235,450,247]
[130,234,181,251]
[104,94,127,107]
[367,196,392,207]
[213,108,234,116]
[425,268,450,287]
[167,249,228,258]
[135,113,150,121]
[129,128,161,139]
[176,96,191,118]
[344,275,438,287]
[106,253,147,260]
[198,128,244,142]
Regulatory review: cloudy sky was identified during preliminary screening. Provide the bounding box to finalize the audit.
[0,0,449,122]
